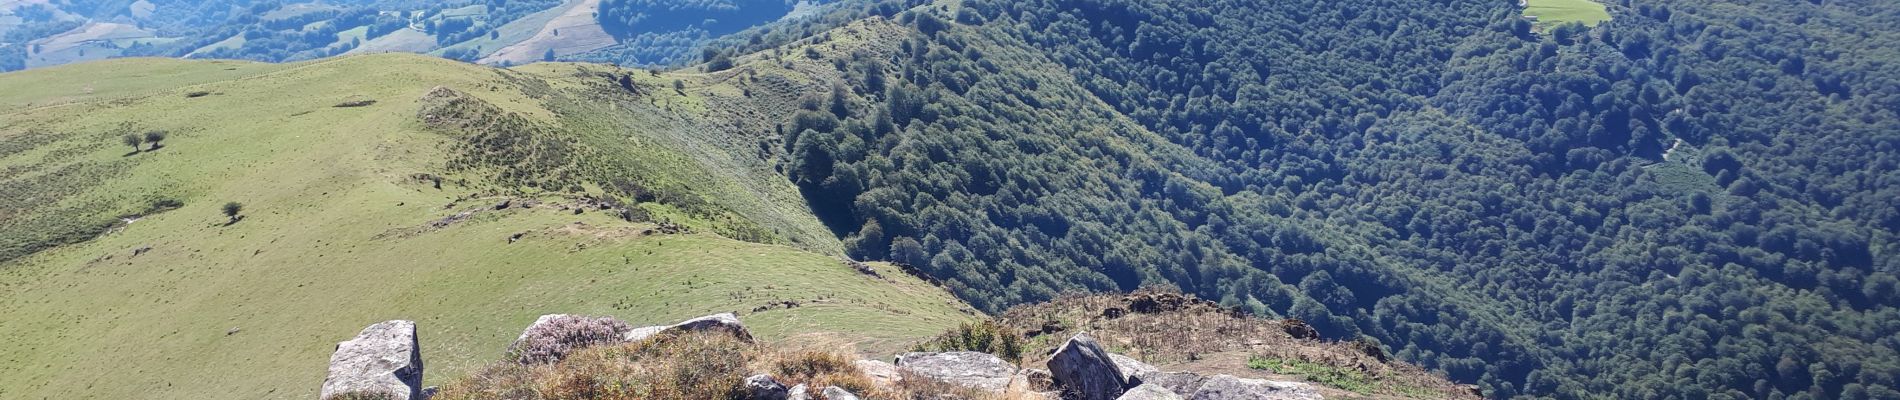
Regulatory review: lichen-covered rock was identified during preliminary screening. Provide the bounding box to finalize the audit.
[745,374,790,400]
[1140,371,1208,395]
[896,351,1019,393]
[624,313,753,343]
[1048,334,1127,400]
[507,314,634,364]
[854,359,903,389]
[1187,375,1320,400]
[1118,383,1185,400]
[321,320,424,400]
[786,384,811,400]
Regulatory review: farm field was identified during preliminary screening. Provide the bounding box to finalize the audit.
[1524,0,1611,26]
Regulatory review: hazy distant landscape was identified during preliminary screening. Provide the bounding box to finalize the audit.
[0,0,819,71]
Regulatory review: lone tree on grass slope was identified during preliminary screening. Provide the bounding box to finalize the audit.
[222,202,243,224]
[121,133,142,153]
[143,131,166,150]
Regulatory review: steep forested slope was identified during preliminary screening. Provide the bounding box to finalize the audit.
[730,0,1900,398]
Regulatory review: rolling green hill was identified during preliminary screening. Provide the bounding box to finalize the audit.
[0,53,974,399]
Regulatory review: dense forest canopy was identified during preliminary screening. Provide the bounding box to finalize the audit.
[747,0,1900,398]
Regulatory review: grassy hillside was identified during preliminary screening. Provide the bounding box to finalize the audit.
[0,53,973,400]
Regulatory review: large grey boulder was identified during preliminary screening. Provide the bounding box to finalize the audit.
[321,320,424,400]
[854,359,903,389]
[895,351,1018,393]
[623,312,753,343]
[1187,375,1320,400]
[1118,383,1185,400]
[822,386,861,400]
[786,384,811,400]
[1048,334,1127,400]
[745,374,790,400]
[1109,353,1159,386]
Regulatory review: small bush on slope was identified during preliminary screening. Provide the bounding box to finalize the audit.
[910,320,1024,363]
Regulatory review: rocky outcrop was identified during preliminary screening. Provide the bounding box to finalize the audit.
[896,351,1018,393]
[1281,319,1320,340]
[1346,339,1389,362]
[1124,292,1227,315]
[1048,334,1127,400]
[745,374,790,400]
[854,359,903,389]
[321,320,424,400]
[1119,383,1186,400]
[1186,375,1320,400]
[624,312,753,343]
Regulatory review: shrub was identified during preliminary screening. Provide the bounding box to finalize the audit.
[911,320,1024,363]
[142,131,166,150]
[509,315,634,364]
[221,202,243,222]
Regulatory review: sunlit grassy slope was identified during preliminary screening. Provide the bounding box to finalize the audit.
[0,53,973,400]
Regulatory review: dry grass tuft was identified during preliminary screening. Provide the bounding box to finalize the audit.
[765,350,879,395]
[436,331,754,400]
